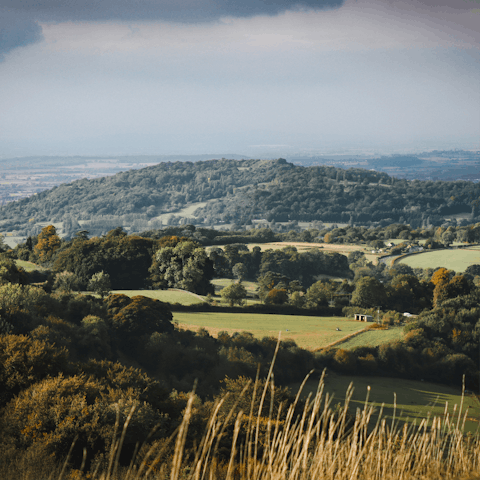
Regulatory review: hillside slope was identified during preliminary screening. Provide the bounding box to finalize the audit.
[0,158,477,233]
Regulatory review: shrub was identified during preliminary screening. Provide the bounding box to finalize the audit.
[265,288,288,305]
[110,295,174,340]
[0,374,166,467]
[333,349,357,374]
[0,334,69,407]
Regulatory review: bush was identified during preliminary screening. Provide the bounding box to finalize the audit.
[0,374,167,467]
[109,295,174,343]
[0,334,69,407]
[265,288,288,305]
[333,349,357,374]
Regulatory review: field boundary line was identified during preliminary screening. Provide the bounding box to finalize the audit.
[315,327,369,351]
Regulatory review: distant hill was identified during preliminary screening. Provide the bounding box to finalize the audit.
[0,158,477,235]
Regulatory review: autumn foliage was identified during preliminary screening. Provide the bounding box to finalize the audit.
[33,225,61,263]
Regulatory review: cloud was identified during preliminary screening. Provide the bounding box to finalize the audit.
[37,2,479,59]
[1,0,345,22]
[2,0,479,58]
[0,0,345,58]
[0,10,43,59]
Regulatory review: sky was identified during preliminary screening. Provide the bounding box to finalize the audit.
[0,0,479,158]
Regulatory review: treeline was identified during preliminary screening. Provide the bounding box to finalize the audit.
[141,224,279,246]
[310,223,480,246]
[140,222,480,248]
[12,226,351,293]
[2,158,480,233]
[10,223,480,306]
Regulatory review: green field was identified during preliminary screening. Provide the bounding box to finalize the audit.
[291,374,480,433]
[211,278,258,294]
[14,259,43,272]
[397,247,480,272]
[111,289,206,305]
[337,326,405,349]
[174,312,365,350]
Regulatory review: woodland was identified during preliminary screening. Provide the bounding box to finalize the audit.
[1,158,480,237]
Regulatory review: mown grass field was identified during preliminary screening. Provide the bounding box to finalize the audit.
[337,326,405,349]
[111,289,206,305]
[292,374,480,433]
[397,247,480,272]
[174,312,366,350]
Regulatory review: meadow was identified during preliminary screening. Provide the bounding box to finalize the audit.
[14,259,43,272]
[397,247,480,272]
[174,312,366,350]
[292,373,480,433]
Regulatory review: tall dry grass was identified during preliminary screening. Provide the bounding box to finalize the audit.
[18,342,480,480]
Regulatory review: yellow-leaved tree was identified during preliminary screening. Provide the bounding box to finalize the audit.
[34,225,61,263]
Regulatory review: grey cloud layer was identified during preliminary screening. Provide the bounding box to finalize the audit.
[2,0,344,21]
[0,0,344,56]
[0,10,43,59]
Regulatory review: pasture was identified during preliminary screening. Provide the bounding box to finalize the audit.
[111,289,205,305]
[397,247,480,272]
[292,374,480,433]
[174,312,366,350]
[337,326,405,349]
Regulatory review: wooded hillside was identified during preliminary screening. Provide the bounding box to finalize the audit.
[1,158,479,234]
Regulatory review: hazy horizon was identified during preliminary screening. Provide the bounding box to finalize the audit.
[1,0,479,158]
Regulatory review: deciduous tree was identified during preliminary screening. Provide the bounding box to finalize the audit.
[351,276,387,308]
[88,271,111,299]
[221,282,247,306]
[33,225,61,263]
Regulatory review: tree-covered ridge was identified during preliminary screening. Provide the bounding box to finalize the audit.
[0,158,283,225]
[1,158,479,232]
